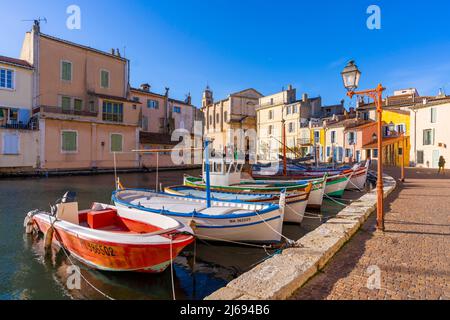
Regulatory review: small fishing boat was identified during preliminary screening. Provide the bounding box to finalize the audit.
[247,171,353,198]
[112,189,286,243]
[164,183,312,224]
[346,161,370,190]
[24,193,194,273]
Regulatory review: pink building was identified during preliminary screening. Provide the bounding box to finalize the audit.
[343,121,378,163]
[20,22,140,170]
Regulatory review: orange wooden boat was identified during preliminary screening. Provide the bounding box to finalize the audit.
[25,199,194,273]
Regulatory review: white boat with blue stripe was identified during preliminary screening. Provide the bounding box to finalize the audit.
[112,189,286,243]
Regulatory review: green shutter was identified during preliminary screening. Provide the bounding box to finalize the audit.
[62,131,77,152]
[111,134,123,152]
[61,97,71,111]
[74,99,82,111]
[62,62,72,81]
[101,70,109,88]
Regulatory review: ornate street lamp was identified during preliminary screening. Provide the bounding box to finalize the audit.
[341,60,386,231]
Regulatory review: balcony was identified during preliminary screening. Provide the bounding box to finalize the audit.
[298,138,312,145]
[33,105,98,117]
[0,122,38,131]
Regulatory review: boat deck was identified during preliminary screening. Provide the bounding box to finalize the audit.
[119,193,257,216]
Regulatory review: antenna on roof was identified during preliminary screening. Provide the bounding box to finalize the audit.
[22,17,47,26]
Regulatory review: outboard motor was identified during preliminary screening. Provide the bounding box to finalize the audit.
[55,191,79,225]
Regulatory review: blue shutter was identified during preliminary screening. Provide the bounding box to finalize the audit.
[3,133,19,154]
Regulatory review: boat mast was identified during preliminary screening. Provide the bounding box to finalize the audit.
[282,119,287,176]
[204,138,212,208]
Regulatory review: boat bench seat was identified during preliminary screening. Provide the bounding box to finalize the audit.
[87,209,118,229]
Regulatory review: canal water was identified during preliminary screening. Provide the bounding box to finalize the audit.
[0,170,366,300]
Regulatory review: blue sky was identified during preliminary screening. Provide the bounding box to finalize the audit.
[1,0,450,108]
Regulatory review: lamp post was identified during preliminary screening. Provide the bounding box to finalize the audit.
[341,60,385,231]
[401,133,406,182]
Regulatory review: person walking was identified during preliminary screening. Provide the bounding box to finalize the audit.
[438,156,446,175]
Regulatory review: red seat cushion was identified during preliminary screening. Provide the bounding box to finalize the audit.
[87,209,117,229]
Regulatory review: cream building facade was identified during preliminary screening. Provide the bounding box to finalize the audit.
[202,87,262,158]
[0,55,39,171]
[256,85,322,161]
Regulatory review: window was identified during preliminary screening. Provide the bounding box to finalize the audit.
[0,68,14,89]
[61,96,71,111]
[102,101,123,122]
[396,124,406,134]
[383,126,390,137]
[132,97,140,102]
[147,100,159,109]
[331,131,336,143]
[268,110,273,120]
[110,134,123,152]
[362,112,369,120]
[314,131,320,143]
[216,113,220,123]
[293,105,298,113]
[61,131,77,153]
[268,125,273,135]
[2,133,19,155]
[286,106,291,115]
[224,111,228,122]
[89,101,95,112]
[61,61,72,81]
[423,129,434,146]
[345,148,353,158]
[326,146,331,157]
[348,131,357,144]
[74,99,83,111]
[417,151,424,164]
[173,106,181,113]
[431,108,437,123]
[373,149,379,158]
[288,122,294,133]
[100,70,110,88]
[209,115,213,126]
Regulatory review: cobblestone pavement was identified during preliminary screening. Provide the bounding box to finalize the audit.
[291,167,450,300]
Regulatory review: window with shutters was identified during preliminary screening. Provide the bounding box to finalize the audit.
[74,99,83,111]
[61,131,77,153]
[0,68,14,89]
[423,129,434,146]
[147,100,159,109]
[431,108,437,123]
[331,131,336,143]
[2,133,19,155]
[61,96,71,111]
[100,70,110,88]
[110,134,123,152]
[417,151,424,164]
[61,61,72,81]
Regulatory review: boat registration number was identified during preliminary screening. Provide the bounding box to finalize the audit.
[228,217,251,224]
[83,241,116,257]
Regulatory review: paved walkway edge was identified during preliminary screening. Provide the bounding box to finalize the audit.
[205,174,397,300]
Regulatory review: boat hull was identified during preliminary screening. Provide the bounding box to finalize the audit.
[32,213,193,273]
[114,201,284,243]
[347,168,368,190]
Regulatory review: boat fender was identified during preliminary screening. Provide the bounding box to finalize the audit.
[189,220,197,233]
[44,227,54,251]
[24,210,39,234]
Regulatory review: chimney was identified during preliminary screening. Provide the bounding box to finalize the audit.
[302,93,308,102]
[116,48,121,57]
[165,87,170,97]
[111,48,115,55]
[140,83,150,92]
[287,84,293,91]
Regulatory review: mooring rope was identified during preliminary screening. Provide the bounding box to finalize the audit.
[323,193,348,207]
[169,235,176,301]
[47,221,115,300]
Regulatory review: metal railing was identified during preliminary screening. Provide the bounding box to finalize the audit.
[0,122,38,130]
[33,105,98,117]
